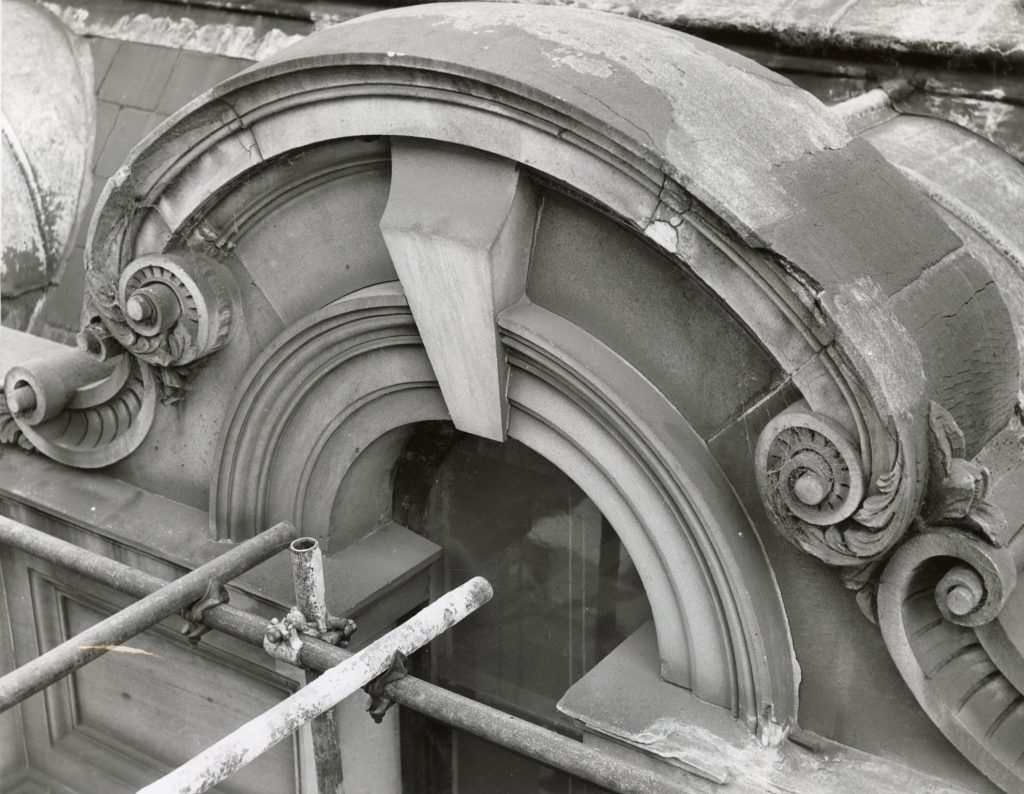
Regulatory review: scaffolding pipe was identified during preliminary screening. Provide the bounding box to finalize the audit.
[0,517,695,793]
[290,536,329,631]
[139,577,494,794]
[290,536,344,794]
[0,519,297,712]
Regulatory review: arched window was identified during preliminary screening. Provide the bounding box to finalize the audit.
[393,423,651,791]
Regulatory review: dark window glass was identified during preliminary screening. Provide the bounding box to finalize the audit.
[394,422,652,793]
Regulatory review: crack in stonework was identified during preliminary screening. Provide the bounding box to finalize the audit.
[213,97,265,163]
[942,280,996,320]
[642,172,670,229]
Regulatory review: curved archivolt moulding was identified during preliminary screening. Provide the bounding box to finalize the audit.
[70,0,1019,774]
[212,283,443,544]
[212,283,796,736]
[82,3,1015,573]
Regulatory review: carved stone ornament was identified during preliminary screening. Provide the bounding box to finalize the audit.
[759,399,1023,789]
[755,402,915,567]
[2,348,157,469]
[872,404,1021,792]
[80,250,234,393]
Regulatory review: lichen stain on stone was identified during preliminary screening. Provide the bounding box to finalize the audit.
[1,247,47,296]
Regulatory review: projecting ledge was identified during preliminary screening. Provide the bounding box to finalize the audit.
[0,451,440,641]
[557,622,970,794]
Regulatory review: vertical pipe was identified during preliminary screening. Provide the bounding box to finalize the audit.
[290,537,328,632]
[139,577,494,794]
[290,536,344,794]
[0,521,298,712]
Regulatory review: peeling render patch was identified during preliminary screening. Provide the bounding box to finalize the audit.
[41,3,305,61]
[577,712,970,793]
[643,219,678,251]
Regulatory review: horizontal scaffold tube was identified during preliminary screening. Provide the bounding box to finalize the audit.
[0,517,297,712]
[0,516,696,793]
[140,577,494,794]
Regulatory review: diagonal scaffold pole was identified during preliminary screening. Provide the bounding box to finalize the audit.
[0,518,297,712]
[138,576,494,794]
[0,516,696,793]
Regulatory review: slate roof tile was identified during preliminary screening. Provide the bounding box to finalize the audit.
[93,100,120,165]
[90,36,120,89]
[94,106,165,178]
[157,52,250,115]
[98,41,180,111]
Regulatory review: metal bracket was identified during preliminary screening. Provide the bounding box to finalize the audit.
[180,578,229,646]
[263,606,308,665]
[262,607,357,665]
[364,650,408,723]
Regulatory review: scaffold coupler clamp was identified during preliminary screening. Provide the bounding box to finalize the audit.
[263,607,358,665]
[364,651,408,723]
[180,577,229,646]
[264,606,310,664]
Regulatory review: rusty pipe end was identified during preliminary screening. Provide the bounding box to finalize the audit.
[291,536,328,630]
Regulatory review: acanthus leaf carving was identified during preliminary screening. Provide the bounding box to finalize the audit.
[851,442,903,529]
[155,362,204,407]
[0,389,34,452]
[922,402,1007,547]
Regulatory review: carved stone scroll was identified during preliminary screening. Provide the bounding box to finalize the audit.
[755,401,914,566]
[760,393,1023,791]
[2,350,157,469]
[876,530,1022,792]
[82,250,235,371]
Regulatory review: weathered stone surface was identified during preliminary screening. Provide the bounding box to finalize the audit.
[60,8,1021,790]
[490,0,1024,67]
[1,0,94,331]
